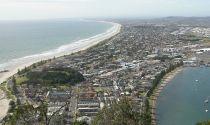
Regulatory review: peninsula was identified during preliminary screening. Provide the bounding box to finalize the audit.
[1,17,210,125]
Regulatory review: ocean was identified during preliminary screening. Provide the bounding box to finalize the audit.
[157,67,210,125]
[0,19,113,71]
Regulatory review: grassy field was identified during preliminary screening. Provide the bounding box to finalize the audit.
[16,76,29,85]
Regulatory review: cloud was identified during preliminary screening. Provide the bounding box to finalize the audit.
[0,0,95,3]
[0,0,209,20]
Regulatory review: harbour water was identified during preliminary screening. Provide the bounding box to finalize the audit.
[0,19,113,70]
[157,67,210,125]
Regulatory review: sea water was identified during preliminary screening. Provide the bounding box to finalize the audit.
[157,67,210,125]
[0,19,113,70]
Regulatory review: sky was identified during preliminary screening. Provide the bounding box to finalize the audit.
[0,0,210,20]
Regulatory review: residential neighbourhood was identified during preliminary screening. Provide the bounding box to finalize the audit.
[2,19,210,125]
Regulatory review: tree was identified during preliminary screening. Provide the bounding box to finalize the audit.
[73,121,88,125]
[3,102,69,125]
[196,120,210,125]
[17,69,21,75]
[12,76,18,95]
[8,100,16,113]
[92,98,144,125]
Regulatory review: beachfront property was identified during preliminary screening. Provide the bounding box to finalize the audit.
[2,18,210,125]
[35,22,186,123]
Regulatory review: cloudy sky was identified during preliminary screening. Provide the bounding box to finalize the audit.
[0,0,209,20]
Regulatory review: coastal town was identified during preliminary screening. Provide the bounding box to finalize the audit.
[1,17,210,125]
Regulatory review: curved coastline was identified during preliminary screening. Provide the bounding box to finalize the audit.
[155,67,210,125]
[0,21,122,120]
[150,67,183,125]
[0,21,121,84]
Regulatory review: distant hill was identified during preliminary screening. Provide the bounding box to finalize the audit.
[116,17,210,27]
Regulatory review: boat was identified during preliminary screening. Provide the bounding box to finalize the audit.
[205,109,208,112]
[195,80,199,82]
[204,99,209,103]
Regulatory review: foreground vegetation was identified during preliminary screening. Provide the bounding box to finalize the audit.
[92,98,150,125]
[197,120,210,125]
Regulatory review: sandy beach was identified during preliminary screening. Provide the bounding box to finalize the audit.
[0,21,121,120]
[150,67,183,125]
[0,22,121,84]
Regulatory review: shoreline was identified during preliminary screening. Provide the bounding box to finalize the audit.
[0,21,121,84]
[0,21,122,121]
[150,67,184,125]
